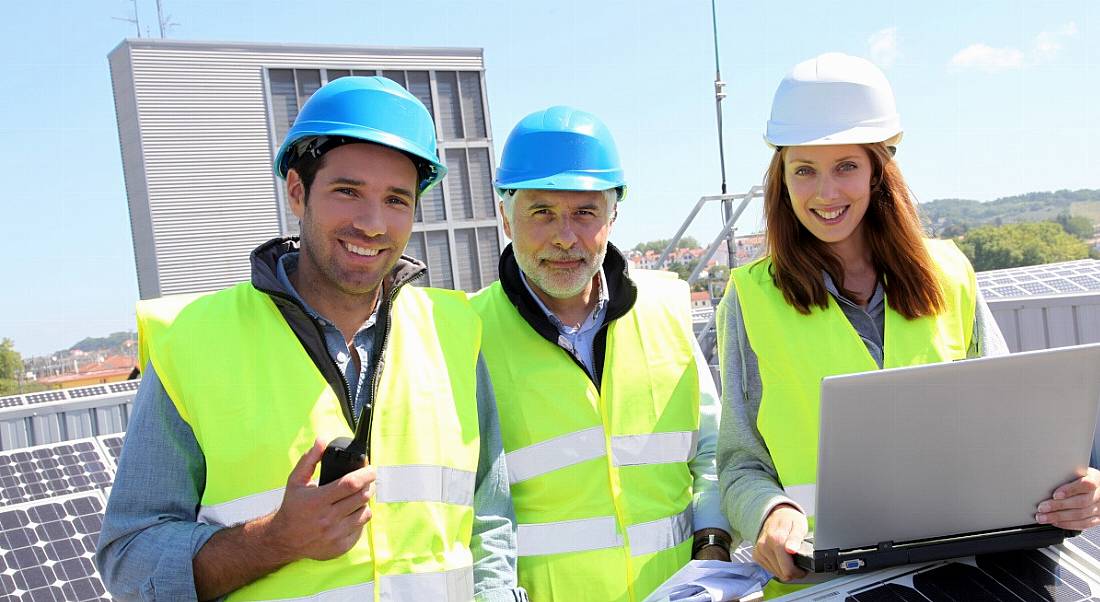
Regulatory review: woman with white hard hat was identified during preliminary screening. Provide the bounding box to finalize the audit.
[715,52,1100,596]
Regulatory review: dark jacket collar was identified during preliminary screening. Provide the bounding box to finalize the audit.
[247,236,427,431]
[497,241,637,386]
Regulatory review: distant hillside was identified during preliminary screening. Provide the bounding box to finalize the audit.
[70,331,135,354]
[920,188,1100,237]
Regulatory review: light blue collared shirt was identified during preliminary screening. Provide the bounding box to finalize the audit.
[518,267,610,376]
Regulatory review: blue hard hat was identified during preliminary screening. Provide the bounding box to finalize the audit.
[495,106,627,201]
[274,76,446,196]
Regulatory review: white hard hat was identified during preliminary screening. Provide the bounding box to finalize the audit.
[765,52,903,149]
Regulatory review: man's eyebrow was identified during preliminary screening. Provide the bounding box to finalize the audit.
[325,178,414,198]
[326,177,366,187]
[387,185,415,198]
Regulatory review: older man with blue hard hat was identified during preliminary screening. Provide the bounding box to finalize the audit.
[470,106,733,601]
[97,76,526,602]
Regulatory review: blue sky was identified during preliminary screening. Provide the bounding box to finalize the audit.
[1,0,1097,356]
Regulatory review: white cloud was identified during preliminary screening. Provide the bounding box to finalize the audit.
[949,22,1077,73]
[949,43,1025,72]
[1033,22,1078,61]
[868,27,899,69]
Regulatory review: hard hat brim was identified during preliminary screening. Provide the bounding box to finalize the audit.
[494,174,626,201]
[764,127,903,150]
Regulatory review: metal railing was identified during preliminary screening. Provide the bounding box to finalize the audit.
[657,185,764,372]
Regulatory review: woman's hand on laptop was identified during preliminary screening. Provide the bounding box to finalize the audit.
[1036,467,1100,530]
[754,504,809,581]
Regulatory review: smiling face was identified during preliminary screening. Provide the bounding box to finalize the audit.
[287,142,418,304]
[783,144,873,250]
[502,189,614,301]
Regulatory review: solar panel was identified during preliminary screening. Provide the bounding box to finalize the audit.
[1066,528,1100,564]
[0,440,113,506]
[0,396,23,409]
[1046,279,1086,293]
[1020,281,1057,295]
[992,285,1023,297]
[0,491,110,600]
[841,551,1097,601]
[67,387,108,400]
[24,392,67,406]
[977,260,1100,298]
[95,436,123,469]
[1070,275,1100,290]
[107,381,140,394]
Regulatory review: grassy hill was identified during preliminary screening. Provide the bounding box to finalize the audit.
[920,189,1100,237]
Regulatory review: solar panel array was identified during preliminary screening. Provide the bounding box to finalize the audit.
[0,381,141,416]
[977,259,1100,299]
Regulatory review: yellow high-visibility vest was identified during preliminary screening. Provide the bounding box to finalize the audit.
[143,282,482,601]
[729,239,975,597]
[472,270,700,602]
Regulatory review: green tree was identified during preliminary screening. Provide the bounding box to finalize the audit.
[956,222,1089,271]
[1055,212,1095,239]
[0,338,21,381]
[632,237,700,254]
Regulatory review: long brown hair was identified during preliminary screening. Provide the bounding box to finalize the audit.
[760,142,944,319]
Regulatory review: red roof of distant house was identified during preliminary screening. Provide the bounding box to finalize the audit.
[691,291,711,302]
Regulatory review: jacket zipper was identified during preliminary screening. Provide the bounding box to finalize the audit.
[355,269,425,447]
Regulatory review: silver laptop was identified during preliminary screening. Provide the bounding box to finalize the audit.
[795,343,1100,574]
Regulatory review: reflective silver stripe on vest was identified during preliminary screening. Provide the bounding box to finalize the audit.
[198,487,283,526]
[610,430,698,466]
[375,465,476,506]
[518,515,622,556]
[506,428,700,484]
[379,565,473,602]
[517,506,692,558]
[784,483,816,517]
[268,580,375,601]
[626,505,692,556]
[506,426,606,484]
[198,466,475,526]
[262,565,473,601]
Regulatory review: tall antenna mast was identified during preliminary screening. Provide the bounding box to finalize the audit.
[710,0,736,267]
[112,0,142,37]
[155,0,179,38]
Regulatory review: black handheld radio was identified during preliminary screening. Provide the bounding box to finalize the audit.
[319,436,367,485]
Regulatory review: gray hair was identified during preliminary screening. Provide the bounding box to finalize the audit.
[501,188,619,223]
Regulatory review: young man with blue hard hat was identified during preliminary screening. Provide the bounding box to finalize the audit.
[97,76,527,601]
[470,106,734,601]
